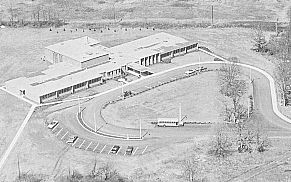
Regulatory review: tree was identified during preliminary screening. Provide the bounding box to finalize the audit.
[219,60,252,153]
[269,8,291,106]
[209,123,232,157]
[219,60,247,122]
[245,114,270,152]
[96,163,119,181]
[181,155,200,182]
[252,24,267,52]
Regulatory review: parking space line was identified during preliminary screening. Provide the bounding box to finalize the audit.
[108,146,114,154]
[56,128,63,136]
[79,140,85,148]
[141,146,148,154]
[86,142,92,150]
[116,146,121,155]
[71,138,79,147]
[100,145,106,153]
[60,131,68,140]
[93,143,99,152]
[132,147,138,155]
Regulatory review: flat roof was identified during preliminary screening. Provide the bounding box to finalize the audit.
[28,62,80,86]
[109,32,191,59]
[27,61,124,96]
[45,36,109,63]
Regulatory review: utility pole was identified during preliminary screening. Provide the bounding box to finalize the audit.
[139,119,142,139]
[78,95,81,113]
[247,99,250,118]
[94,112,96,132]
[276,18,279,36]
[17,155,21,180]
[249,68,252,82]
[211,5,214,26]
[179,103,182,123]
[121,82,124,99]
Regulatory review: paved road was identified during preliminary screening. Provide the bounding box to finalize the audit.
[47,59,291,149]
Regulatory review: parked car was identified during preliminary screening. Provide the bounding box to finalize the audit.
[126,146,134,155]
[66,136,78,144]
[47,120,59,130]
[185,69,195,76]
[110,145,120,154]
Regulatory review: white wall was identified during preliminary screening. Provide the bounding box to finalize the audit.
[81,54,109,69]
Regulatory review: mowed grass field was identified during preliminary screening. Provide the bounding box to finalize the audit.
[102,71,224,129]
[0,90,30,158]
[0,0,289,23]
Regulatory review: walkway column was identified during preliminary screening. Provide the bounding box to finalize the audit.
[86,81,89,89]
[171,51,174,58]
[71,86,75,94]
[148,56,151,65]
[184,47,188,54]
[55,91,59,99]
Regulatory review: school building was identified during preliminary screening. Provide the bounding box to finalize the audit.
[5,32,198,104]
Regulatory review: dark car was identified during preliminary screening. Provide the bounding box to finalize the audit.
[110,145,120,154]
[126,146,134,155]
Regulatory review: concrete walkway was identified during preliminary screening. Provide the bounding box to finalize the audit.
[0,104,36,172]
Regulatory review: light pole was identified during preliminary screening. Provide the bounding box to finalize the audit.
[139,119,142,139]
[78,95,81,113]
[94,112,97,132]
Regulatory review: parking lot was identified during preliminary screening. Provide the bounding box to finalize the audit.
[50,122,149,156]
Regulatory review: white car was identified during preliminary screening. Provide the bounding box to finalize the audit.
[185,69,195,75]
[47,120,59,129]
[66,136,78,144]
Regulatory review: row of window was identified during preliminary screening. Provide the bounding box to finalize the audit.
[74,81,87,89]
[161,52,172,58]
[88,77,101,84]
[40,76,103,101]
[58,86,71,95]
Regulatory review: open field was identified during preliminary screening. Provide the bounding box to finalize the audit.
[0,0,290,25]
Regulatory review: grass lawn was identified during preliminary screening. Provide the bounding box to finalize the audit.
[102,71,224,129]
[1,22,291,181]
[0,90,30,158]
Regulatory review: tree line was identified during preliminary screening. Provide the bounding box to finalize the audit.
[0,3,66,28]
[252,8,291,106]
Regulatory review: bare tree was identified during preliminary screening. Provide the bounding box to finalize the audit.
[245,114,270,152]
[252,24,267,52]
[181,155,200,182]
[269,8,291,106]
[219,60,253,153]
[219,60,247,121]
[96,163,118,181]
[209,123,232,157]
